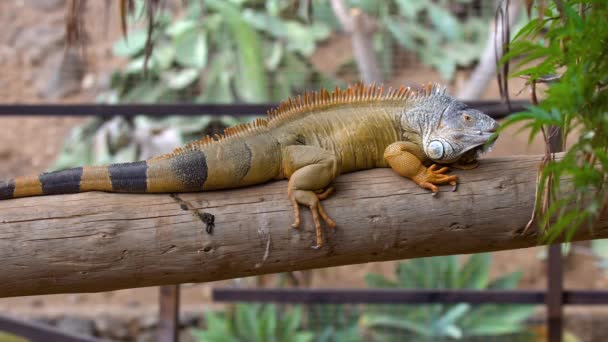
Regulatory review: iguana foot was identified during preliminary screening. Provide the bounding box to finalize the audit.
[315,186,335,200]
[289,189,336,249]
[283,145,340,249]
[413,164,458,195]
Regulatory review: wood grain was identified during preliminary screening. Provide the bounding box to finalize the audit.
[0,154,604,297]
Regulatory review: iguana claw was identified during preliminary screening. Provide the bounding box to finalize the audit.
[414,164,459,194]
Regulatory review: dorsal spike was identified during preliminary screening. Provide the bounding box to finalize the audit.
[260,83,445,127]
[161,82,446,158]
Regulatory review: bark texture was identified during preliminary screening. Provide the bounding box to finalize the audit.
[0,154,605,297]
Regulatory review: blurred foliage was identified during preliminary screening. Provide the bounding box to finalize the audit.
[0,332,27,342]
[191,304,314,342]
[359,254,536,341]
[355,0,494,80]
[189,255,535,342]
[305,304,361,342]
[498,0,608,241]
[49,115,248,170]
[591,239,608,269]
[100,0,335,104]
[102,0,496,106]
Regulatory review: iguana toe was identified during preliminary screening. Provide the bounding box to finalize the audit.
[414,164,459,195]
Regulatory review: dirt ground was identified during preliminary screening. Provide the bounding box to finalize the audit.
[1,0,606,334]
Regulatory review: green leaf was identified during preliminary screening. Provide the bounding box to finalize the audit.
[242,9,286,37]
[282,52,309,90]
[164,68,199,89]
[258,304,275,341]
[234,304,259,339]
[592,239,608,260]
[205,311,230,334]
[166,19,197,37]
[206,0,269,102]
[174,28,208,68]
[458,254,490,289]
[461,305,536,336]
[112,30,148,57]
[433,303,469,329]
[427,3,462,39]
[395,0,425,19]
[292,332,314,342]
[285,22,319,56]
[360,314,432,337]
[197,56,234,103]
[152,44,175,70]
[265,42,283,71]
[386,19,416,50]
[122,81,166,103]
[124,57,151,74]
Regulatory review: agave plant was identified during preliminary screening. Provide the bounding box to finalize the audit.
[360,254,536,341]
[191,304,314,342]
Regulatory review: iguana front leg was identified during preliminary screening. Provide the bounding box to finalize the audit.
[384,141,458,194]
[283,145,340,249]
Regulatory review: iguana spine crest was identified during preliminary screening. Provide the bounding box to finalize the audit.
[166,82,446,159]
[267,82,445,127]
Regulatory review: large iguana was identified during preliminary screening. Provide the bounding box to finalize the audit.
[0,83,497,248]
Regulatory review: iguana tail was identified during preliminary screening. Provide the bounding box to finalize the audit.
[0,124,282,200]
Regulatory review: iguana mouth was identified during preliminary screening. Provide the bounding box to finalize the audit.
[462,139,495,160]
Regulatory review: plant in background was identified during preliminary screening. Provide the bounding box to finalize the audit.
[305,304,361,342]
[360,254,536,340]
[49,115,245,170]
[386,0,494,80]
[191,304,314,342]
[498,0,608,241]
[103,0,335,104]
[336,0,495,81]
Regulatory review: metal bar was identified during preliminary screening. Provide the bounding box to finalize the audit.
[213,288,608,305]
[213,288,547,304]
[547,126,564,342]
[0,314,101,342]
[548,245,564,341]
[563,290,608,304]
[0,100,530,118]
[158,285,180,342]
[0,104,271,117]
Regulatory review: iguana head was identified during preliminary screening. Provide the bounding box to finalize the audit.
[401,92,498,165]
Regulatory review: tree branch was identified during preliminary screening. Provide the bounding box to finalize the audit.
[457,0,522,100]
[330,0,382,83]
[1,154,605,298]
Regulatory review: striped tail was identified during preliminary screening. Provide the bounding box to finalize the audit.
[1,135,283,200]
[0,162,150,200]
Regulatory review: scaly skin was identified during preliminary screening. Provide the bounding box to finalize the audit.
[0,83,498,248]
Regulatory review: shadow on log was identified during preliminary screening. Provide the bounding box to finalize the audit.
[0,154,604,297]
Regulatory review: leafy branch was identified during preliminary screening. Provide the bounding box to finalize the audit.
[498,0,608,241]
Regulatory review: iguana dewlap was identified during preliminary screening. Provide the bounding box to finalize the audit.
[0,83,498,248]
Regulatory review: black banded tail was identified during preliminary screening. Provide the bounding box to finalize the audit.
[0,161,153,200]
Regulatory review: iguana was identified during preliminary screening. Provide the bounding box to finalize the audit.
[0,83,497,248]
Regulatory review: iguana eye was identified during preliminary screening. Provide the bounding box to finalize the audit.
[463,114,472,122]
[427,140,444,159]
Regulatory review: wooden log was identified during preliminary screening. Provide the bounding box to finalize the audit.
[0,154,604,297]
